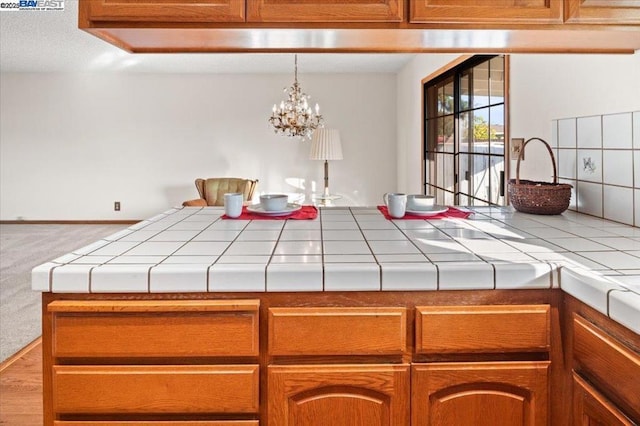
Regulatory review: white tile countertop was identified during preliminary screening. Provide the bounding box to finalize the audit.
[32,206,640,334]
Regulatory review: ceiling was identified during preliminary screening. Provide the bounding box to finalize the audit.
[0,1,414,74]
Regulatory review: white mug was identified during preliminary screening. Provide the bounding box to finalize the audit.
[224,192,243,218]
[383,192,407,218]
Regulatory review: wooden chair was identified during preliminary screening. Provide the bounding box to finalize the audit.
[182,178,258,207]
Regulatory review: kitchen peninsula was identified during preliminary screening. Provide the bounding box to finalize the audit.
[33,206,640,425]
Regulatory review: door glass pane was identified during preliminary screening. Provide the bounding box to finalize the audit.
[459,70,471,112]
[470,154,489,201]
[473,108,490,155]
[459,111,471,153]
[444,190,455,206]
[490,56,504,105]
[443,115,454,153]
[443,154,455,193]
[489,104,505,155]
[458,153,470,197]
[436,153,445,189]
[458,194,469,206]
[443,80,454,114]
[490,156,505,205]
[473,62,489,109]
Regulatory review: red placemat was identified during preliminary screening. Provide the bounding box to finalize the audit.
[223,205,318,220]
[377,205,472,220]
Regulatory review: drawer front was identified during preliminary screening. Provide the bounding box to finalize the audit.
[53,365,259,414]
[416,305,550,354]
[269,307,407,356]
[573,314,640,421]
[54,422,259,425]
[50,300,259,358]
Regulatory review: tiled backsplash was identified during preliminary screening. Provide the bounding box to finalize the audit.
[552,111,639,227]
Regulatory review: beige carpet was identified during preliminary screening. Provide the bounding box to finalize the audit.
[0,224,126,362]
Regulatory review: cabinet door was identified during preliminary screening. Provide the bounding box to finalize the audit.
[81,0,245,23]
[565,0,640,24]
[412,361,549,426]
[268,364,410,425]
[247,0,404,23]
[410,0,562,24]
[572,373,635,425]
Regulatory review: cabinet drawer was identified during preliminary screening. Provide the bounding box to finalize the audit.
[49,300,259,358]
[268,307,407,356]
[416,305,550,354]
[54,422,258,425]
[573,314,640,421]
[53,365,259,414]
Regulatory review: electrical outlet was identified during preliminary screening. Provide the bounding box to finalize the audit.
[511,138,525,161]
[114,201,121,211]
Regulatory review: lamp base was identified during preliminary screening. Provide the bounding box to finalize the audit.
[313,194,342,201]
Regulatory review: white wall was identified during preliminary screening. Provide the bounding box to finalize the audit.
[0,72,396,220]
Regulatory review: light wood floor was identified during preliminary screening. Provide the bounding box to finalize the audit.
[0,337,42,425]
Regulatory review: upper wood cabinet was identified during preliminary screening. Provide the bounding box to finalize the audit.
[410,0,563,24]
[564,0,640,25]
[247,0,404,23]
[80,0,246,23]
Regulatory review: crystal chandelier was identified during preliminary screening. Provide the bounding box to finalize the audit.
[269,55,324,140]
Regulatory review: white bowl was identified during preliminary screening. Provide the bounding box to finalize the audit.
[260,194,288,211]
[406,194,435,210]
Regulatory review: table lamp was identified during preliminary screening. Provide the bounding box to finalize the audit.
[310,128,343,199]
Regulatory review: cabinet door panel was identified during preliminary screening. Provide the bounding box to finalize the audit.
[268,364,410,426]
[410,0,562,24]
[248,0,404,22]
[565,0,640,24]
[82,0,245,23]
[572,373,635,426]
[412,361,549,426]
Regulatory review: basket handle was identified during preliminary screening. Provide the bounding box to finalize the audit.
[515,137,558,185]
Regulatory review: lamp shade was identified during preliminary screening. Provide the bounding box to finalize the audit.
[310,128,343,161]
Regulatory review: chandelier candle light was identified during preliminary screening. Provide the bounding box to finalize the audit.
[269,55,324,140]
[310,128,343,199]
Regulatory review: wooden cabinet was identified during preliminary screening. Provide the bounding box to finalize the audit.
[572,314,640,423]
[416,304,550,354]
[564,0,640,25]
[247,0,404,23]
[268,364,410,425]
[572,373,635,426]
[412,361,550,426]
[268,306,407,356]
[45,299,260,424]
[413,305,551,426]
[267,306,410,425]
[80,0,245,24]
[409,0,563,24]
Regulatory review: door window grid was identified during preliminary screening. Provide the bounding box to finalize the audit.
[424,55,506,207]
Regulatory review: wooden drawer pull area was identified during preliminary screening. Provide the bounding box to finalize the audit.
[50,300,259,358]
[54,422,259,425]
[416,305,550,354]
[268,307,407,356]
[573,314,640,421]
[53,365,259,415]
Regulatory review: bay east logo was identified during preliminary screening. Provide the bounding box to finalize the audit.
[0,0,64,11]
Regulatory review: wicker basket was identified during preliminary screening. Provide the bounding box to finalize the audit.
[508,137,572,215]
